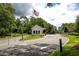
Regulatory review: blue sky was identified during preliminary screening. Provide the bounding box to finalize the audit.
[12,3,79,27]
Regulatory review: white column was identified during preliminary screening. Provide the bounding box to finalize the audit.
[32,30,33,34]
[40,30,42,34]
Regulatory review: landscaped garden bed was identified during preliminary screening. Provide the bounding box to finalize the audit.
[23,35,44,40]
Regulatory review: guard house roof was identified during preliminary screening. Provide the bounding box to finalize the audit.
[31,25,45,30]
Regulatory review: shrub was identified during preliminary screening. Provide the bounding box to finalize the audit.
[0,28,10,36]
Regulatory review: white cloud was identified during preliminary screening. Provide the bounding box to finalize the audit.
[32,3,79,27]
[14,3,79,27]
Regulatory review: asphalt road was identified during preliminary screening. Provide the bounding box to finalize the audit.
[0,34,68,50]
[18,34,68,45]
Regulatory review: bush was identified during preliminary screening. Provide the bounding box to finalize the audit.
[0,28,10,36]
[68,33,79,36]
[73,44,79,50]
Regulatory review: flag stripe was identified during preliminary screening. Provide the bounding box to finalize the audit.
[33,9,39,16]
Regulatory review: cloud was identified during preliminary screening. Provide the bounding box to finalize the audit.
[12,3,79,27]
[46,3,60,8]
[35,3,79,27]
[12,3,33,16]
[67,3,79,11]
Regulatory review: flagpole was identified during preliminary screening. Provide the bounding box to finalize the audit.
[32,9,34,17]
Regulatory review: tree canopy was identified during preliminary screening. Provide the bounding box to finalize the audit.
[58,23,76,33]
[0,3,16,36]
[0,3,58,36]
[76,16,79,32]
[17,16,58,34]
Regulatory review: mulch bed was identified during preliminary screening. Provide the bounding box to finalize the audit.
[72,44,79,50]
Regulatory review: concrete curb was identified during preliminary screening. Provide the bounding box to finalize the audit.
[63,37,69,46]
[14,35,47,44]
[51,36,69,55]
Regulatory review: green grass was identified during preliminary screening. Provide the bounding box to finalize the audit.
[49,33,79,56]
[65,34,79,47]
[50,47,79,56]
[23,34,44,40]
[11,33,23,37]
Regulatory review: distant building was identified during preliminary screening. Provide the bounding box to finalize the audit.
[31,25,46,35]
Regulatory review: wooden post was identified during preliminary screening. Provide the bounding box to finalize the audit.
[59,38,63,52]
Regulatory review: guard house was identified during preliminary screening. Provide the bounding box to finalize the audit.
[31,25,45,35]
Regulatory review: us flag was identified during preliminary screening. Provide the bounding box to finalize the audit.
[33,9,39,16]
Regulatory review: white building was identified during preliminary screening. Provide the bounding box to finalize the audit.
[31,25,46,35]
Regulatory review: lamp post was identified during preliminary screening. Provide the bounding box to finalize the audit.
[8,21,12,45]
[20,17,24,40]
[21,25,23,40]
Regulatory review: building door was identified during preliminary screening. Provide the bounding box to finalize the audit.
[33,31,35,34]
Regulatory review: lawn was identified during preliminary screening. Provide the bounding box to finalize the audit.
[65,34,79,47]
[49,33,79,56]
[23,34,44,40]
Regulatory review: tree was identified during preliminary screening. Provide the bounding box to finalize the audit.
[76,16,79,32]
[17,16,58,34]
[60,23,75,33]
[24,16,58,34]
[0,3,16,36]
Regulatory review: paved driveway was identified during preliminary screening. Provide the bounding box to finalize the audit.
[16,34,68,46]
[0,34,68,50]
